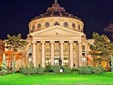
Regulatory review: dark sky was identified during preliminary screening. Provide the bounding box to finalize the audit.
[0,0,113,40]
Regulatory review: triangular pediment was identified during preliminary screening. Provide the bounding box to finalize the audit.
[30,26,84,37]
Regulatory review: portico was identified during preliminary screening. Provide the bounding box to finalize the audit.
[32,40,83,68]
[29,25,84,68]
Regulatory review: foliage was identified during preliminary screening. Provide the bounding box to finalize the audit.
[20,62,45,75]
[20,66,37,75]
[1,54,7,76]
[90,32,113,67]
[44,65,54,72]
[92,66,105,74]
[29,62,34,69]
[5,34,27,71]
[71,68,79,73]
[44,66,71,73]
[104,23,113,38]
[44,65,61,73]
[77,66,94,74]
[5,34,27,51]
[12,57,16,73]
[20,62,37,75]
[7,70,14,74]
[20,66,36,75]
[37,67,45,74]
[0,71,5,76]
[61,66,71,73]
[51,66,61,73]
[77,66,104,74]
[110,56,113,72]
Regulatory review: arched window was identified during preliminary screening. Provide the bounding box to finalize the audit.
[63,22,68,28]
[45,22,50,28]
[78,25,80,30]
[31,25,35,32]
[72,23,76,28]
[37,23,41,29]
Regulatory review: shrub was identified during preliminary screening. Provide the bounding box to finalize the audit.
[29,62,34,69]
[72,68,79,71]
[20,66,37,75]
[44,65,61,73]
[92,66,105,74]
[12,58,16,73]
[20,66,30,75]
[61,66,71,73]
[77,66,94,74]
[7,70,14,74]
[44,66,71,73]
[44,65,54,72]
[52,66,61,73]
[77,66,105,74]
[1,54,7,75]
[111,56,113,72]
[0,71,5,76]
[71,68,79,73]
[19,62,45,75]
[20,62,37,75]
[37,67,45,74]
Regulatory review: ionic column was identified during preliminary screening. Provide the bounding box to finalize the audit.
[33,42,36,67]
[69,41,73,68]
[41,41,45,68]
[51,41,54,65]
[78,41,82,66]
[60,41,64,66]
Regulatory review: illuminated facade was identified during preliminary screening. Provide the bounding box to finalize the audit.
[2,0,94,69]
[26,0,93,68]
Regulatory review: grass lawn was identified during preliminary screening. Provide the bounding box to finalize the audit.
[0,72,113,85]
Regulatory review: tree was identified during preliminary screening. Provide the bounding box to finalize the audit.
[90,32,113,70]
[5,34,27,51]
[1,54,7,75]
[110,55,113,72]
[12,57,16,73]
[5,34,27,71]
[104,23,113,38]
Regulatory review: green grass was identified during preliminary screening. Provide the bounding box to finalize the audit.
[0,72,113,85]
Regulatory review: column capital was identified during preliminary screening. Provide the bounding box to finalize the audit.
[50,41,54,43]
[69,41,73,43]
[41,41,45,43]
[32,41,37,45]
[60,41,64,43]
[78,40,81,43]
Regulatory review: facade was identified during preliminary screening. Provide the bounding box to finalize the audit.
[26,0,93,68]
[2,0,94,69]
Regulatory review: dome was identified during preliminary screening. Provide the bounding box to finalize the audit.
[29,0,84,33]
[31,0,81,21]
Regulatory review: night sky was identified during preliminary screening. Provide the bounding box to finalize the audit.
[0,0,113,40]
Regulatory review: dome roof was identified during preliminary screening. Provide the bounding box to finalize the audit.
[31,0,81,21]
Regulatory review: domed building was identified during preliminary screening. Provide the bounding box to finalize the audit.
[27,0,92,68]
